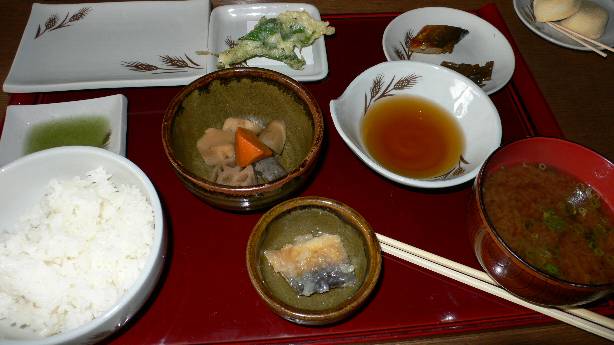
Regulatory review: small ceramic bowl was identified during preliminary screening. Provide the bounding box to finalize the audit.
[246,196,381,325]
[468,137,614,306]
[382,7,515,95]
[162,67,324,211]
[330,60,501,189]
[0,146,165,345]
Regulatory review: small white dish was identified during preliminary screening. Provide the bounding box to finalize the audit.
[3,0,210,93]
[329,61,502,189]
[382,7,515,95]
[207,3,330,81]
[0,94,127,167]
[514,0,614,51]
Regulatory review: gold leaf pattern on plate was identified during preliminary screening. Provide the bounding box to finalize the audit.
[35,7,92,39]
[431,155,470,181]
[122,54,204,74]
[363,73,420,115]
[394,29,415,60]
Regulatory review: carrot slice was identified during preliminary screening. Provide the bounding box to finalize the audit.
[235,127,273,167]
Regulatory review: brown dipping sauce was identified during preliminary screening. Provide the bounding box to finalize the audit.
[483,163,614,285]
[361,95,464,179]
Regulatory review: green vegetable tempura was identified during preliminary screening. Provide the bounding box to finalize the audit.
[217,11,335,70]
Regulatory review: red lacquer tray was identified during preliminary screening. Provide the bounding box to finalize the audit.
[5,4,613,344]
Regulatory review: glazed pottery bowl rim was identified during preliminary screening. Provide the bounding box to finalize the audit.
[246,196,382,324]
[475,136,614,289]
[330,60,502,189]
[161,67,324,196]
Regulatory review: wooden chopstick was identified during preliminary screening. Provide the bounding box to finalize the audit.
[377,233,614,330]
[376,233,614,341]
[523,4,609,57]
[545,22,607,57]
[549,22,614,54]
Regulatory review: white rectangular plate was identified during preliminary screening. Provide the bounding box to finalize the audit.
[0,94,127,166]
[3,0,210,93]
[207,3,330,81]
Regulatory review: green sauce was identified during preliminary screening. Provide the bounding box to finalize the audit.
[25,116,110,154]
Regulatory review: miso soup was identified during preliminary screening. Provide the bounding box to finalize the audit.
[483,163,614,285]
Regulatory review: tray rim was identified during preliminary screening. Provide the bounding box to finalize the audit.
[4,7,611,345]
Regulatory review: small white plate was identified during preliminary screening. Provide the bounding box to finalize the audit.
[514,0,614,51]
[3,0,210,93]
[207,3,330,81]
[382,7,515,95]
[0,94,127,167]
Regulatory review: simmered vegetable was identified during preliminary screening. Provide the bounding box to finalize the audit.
[223,117,263,134]
[196,128,235,165]
[235,127,273,168]
[258,119,287,154]
[196,117,287,186]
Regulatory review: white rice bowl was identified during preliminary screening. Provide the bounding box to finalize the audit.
[0,147,165,345]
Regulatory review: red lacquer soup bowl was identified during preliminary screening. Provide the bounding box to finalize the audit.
[468,137,614,306]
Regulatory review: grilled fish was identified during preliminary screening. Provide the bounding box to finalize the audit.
[409,25,468,54]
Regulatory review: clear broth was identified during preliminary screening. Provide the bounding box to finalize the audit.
[361,95,464,179]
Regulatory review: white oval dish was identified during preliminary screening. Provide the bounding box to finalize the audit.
[382,7,515,95]
[329,61,502,189]
[0,146,165,345]
[514,0,614,51]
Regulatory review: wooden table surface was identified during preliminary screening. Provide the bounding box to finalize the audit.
[0,1,612,344]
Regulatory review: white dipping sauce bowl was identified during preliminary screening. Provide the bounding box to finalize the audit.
[330,61,502,189]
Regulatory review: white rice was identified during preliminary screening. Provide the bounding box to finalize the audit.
[0,167,154,338]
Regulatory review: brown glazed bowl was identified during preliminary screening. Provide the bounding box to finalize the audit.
[468,137,614,306]
[246,196,382,325]
[162,67,324,211]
